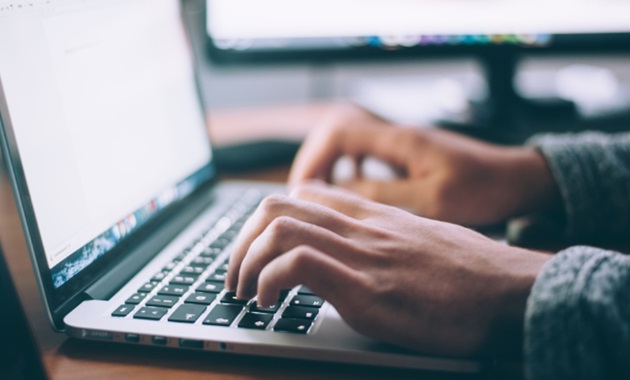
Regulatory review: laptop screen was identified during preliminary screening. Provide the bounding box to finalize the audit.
[0,0,213,288]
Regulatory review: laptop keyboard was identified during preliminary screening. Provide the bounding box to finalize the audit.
[111,189,324,335]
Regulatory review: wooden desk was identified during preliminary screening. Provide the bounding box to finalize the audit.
[0,103,519,380]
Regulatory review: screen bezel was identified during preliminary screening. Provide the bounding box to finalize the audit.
[203,0,630,66]
[0,0,218,331]
[206,33,630,66]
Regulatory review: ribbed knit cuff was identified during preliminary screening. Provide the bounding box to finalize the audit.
[527,132,630,242]
[524,246,630,380]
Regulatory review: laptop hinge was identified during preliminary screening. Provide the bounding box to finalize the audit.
[83,187,216,301]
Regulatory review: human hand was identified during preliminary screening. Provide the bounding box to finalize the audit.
[289,103,559,226]
[226,181,550,357]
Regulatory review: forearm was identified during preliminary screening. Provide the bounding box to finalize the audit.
[524,246,630,380]
[527,131,630,243]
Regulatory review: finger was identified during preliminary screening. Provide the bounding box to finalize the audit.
[339,179,419,211]
[226,193,360,291]
[289,181,388,219]
[288,124,413,187]
[236,216,364,299]
[256,245,366,309]
[288,125,342,185]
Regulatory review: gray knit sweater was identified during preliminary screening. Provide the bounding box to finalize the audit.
[524,132,630,379]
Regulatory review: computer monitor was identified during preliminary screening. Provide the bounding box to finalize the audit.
[205,0,630,133]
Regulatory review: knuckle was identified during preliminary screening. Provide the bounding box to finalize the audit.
[287,245,317,272]
[267,215,296,238]
[259,194,289,214]
[264,216,302,249]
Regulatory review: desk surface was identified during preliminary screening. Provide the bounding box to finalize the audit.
[0,102,521,380]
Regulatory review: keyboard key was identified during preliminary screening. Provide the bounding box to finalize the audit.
[134,307,168,321]
[180,265,205,276]
[185,292,216,305]
[250,301,282,314]
[297,285,316,295]
[290,295,324,308]
[196,281,224,294]
[209,238,230,249]
[158,284,189,296]
[168,304,206,323]
[230,225,244,235]
[221,229,238,239]
[203,304,243,326]
[217,263,229,272]
[163,261,178,271]
[278,289,291,301]
[200,247,221,258]
[146,295,179,308]
[138,281,157,293]
[220,291,249,305]
[282,306,319,320]
[151,271,168,282]
[273,318,312,334]
[112,304,134,317]
[238,312,272,330]
[173,251,188,262]
[125,293,146,305]
[249,294,286,313]
[170,275,197,285]
[207,272,227,282]
[191,256,213,266]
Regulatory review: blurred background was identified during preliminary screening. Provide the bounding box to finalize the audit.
[184,0,630,131]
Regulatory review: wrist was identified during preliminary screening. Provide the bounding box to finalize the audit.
[502,147,561,218]
[487,247,552,358]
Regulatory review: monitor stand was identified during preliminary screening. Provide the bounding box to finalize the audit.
[437,50,630,145]
[438,50,577,144]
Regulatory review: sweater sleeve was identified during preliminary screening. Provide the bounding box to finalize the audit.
[524,246,630,380]
[527,131,630,243]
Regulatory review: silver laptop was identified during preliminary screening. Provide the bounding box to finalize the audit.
[0,0,481,373]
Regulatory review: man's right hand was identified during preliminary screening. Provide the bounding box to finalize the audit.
[289,103,560,227]
[226,182,551,357]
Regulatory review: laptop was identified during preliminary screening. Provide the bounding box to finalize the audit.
[0,242,49,380]
[0,0,481,373]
